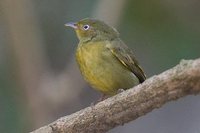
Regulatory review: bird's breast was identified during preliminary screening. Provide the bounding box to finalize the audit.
[75,41,139,95]
[76,42,108,77]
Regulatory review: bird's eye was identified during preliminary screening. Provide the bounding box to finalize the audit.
[83,25,90,30]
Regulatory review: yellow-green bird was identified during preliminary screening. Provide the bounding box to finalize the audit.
[65,18,146,96]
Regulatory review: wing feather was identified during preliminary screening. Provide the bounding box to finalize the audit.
[106,39,146,83]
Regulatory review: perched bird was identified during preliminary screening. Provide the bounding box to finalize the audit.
[65,18,146,96]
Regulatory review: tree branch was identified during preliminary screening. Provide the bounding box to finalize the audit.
[31,58,200,133]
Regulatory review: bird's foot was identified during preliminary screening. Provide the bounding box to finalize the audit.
[90,94,110,106]
[98,94,110,101]
[117,88,125,94]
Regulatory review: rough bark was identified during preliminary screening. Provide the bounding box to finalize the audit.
[31,58,200,133]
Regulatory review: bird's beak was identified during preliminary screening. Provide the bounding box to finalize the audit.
[64,22,77,29]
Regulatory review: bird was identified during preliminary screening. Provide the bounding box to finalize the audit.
[65,18,146,97]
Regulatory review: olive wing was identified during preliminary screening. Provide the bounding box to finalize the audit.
[106,39,146,83]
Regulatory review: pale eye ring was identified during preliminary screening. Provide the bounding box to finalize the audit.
[83,25,90,30]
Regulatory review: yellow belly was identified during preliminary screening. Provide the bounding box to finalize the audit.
[76,41,139,95]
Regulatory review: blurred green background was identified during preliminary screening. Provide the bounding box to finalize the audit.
[0,0,200,132]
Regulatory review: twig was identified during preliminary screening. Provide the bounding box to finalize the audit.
[31,58,200,133]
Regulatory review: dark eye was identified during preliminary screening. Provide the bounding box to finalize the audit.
[83,25,90,30]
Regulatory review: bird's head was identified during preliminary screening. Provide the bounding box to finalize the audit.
[65,18,119,42]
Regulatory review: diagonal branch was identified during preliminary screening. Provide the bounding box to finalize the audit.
[31,58,200,133]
